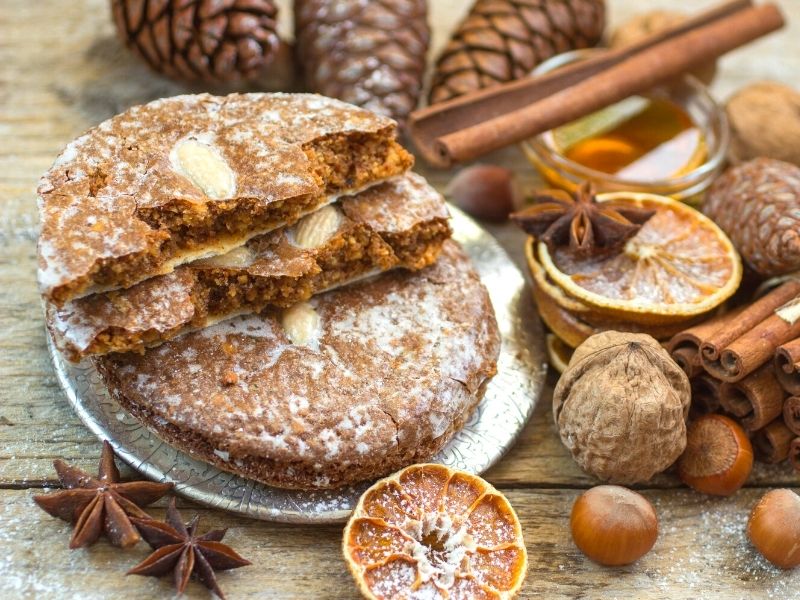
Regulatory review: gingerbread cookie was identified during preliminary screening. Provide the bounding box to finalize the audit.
[49,173,451,361]
[38,93,412,305]
[96,241,500,490]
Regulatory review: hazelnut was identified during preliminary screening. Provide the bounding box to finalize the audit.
[446,164,523,222]
[747,489,800,569]
[554,331,690,484]
[570,485,658,566]
[677,414,753,496]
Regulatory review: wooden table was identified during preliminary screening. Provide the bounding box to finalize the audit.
[1,0,798,597]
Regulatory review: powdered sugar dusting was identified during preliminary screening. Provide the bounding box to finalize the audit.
[47,171,445,361]
[37,92,398,298]
[342,172,450,233]
[48,270,197,358]
[98,241,500,489]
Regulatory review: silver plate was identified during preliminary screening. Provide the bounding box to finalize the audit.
[47,207,547,524]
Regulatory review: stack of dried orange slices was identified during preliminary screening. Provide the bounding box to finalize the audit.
[512,183,742,371]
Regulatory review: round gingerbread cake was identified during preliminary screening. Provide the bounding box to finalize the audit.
[96,241,500,490]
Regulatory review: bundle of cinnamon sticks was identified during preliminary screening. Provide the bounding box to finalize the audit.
[668,280,800,471]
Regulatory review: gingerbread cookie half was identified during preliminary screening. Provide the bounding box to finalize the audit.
[38,93,412,305]
[48,173,451,361]
[96,241,500,490]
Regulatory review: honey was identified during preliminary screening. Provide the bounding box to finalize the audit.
[522,49,728,203]
[548,96,707,182]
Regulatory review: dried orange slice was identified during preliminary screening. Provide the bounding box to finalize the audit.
[343,464,527,599]
[527,243,697,347]
[546,334,573,374]
[538,192,741,325]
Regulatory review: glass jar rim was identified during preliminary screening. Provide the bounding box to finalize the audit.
[521,48,729,189]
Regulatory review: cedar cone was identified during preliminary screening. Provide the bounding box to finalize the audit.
[111,0,281,82]
[294,0,429,127]
[704,158,800,277]
[429,0,606,105]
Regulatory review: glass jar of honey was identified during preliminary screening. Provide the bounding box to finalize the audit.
[520,49,729,204]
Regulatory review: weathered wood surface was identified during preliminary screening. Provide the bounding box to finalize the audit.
[0,0,798,598]
[0,488,795,599]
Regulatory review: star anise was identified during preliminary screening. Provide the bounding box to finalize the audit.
[33,441,173,549]
[510,182,655,257]
[128,498,251,599]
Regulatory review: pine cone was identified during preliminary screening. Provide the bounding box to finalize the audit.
[429,0,605,104]
[704,158,800,277]
[294,0,429,127]
[111,0,281,82]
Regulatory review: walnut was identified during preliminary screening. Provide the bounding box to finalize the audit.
[553,331,690,484]
[726,82,800,167]
[609,11,716,84]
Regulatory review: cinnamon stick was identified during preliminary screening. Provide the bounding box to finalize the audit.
[667,307,745,378]
[718,364,786,431]
[701,281,800,382]
[791,438,800,473]
[689,375,724,419]
[408,1,784,167]
[775,337,800,395]
[671,347,703,378]
[784,395,800,437]
[752,418,794,464]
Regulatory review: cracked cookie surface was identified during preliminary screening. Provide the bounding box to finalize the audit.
[95,241,500,490]
[48,173,451,361]
[38,92,411,305]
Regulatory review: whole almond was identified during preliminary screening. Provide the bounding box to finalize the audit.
[197,246,254,269]
[171,137,236,199]
[291,205,343,249]
[281,302,321,346]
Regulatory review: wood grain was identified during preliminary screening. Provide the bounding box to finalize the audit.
[1,0,799,598]
[1,488,797,599]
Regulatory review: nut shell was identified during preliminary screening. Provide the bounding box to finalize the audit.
[677,414,753,496]
[554,331,690,484]
[747,489,800,569]
[704,158,800,277]
[446,165,522,222]
[570,485,658,566]
[726,82,800,167]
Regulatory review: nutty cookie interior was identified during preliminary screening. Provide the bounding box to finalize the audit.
[68,218,449,360]
[37,93,415,307]
[49,173,451,361]
[56,132,412,304]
